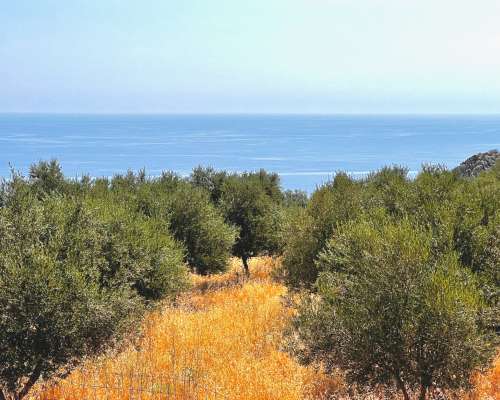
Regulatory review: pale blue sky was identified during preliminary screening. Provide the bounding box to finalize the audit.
[1,0,500,113]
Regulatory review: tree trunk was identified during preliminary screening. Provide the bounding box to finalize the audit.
[400,384,410,400]
[419,384,427,400]
[242,256,250,275]
[17,363,43,400]
[395,376,410,400]
[0,389,7,400]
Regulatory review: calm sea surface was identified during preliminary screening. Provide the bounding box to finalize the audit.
[1,114,499,192]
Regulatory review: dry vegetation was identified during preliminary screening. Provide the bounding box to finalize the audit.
[469,354,500,400]
[34,258,326,400]
[33,258,498,400]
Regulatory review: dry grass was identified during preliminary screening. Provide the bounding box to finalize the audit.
[468,354,500,400]
[32,257,500,400]
[35,257,324,400]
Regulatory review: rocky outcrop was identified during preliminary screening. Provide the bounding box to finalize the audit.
[454,150,500,177]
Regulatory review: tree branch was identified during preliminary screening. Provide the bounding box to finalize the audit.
[395,373,410,400]
[17,363,43,400]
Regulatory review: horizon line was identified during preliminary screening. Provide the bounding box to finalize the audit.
[2,111,500,117]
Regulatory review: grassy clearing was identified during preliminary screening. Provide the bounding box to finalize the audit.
[33,257,498,400]
[34,258,327,400]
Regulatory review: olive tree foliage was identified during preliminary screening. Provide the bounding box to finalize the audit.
[88,198,189,300]
[166,185,237,274]
[282,163,500,288]
[283,189,308,208]
[452,163,500,331]
[28,159,66,196]
[84,169,237,275]
[220,172,283,273]
[408,164,500,324]
[280,172,364,288]
[0,177,188,400]
[364,165,411,217]
[190,166,228,204]
[282,162,500,398]
[0,191,129,400]
[291,217,495,400]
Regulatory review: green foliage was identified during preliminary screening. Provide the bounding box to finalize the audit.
[220,173,283,272]
[88,198,189,301]
[364,165,410,216]
[0,192,137,399]
[167,186,237,274]
[28,159,66,196]
[281,172,363,288]
[191,167,290,272]
[284,163,500,397]
[283,189,308,208]
[279,207,318,287]
[0,173,189,399]
[283,163,500,289]
[82,169,236,275]
[190,166,228,203]
[292,218,495,399]
[2,156,498,399]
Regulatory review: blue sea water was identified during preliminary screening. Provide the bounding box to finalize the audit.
[1,114,499,192]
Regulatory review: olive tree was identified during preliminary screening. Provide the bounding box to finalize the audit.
[190,166,228,203]
[0,182,188,399]
[220,174,282,274]
[0,196,131,400]
[291,217,494,400]
[167,185,237,274]
[281,172,363,288]
[28,159,66,196]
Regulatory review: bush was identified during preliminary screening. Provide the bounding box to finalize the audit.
[220,174,282,273]
[28,159,66,197]
[91,200,189,300]
[167,185,236,274]
[291,218,494,400]
[83,170,235,275]
[281,172,363,288]
[283,189,308,208]
[279,207,318,287]
[0,193,134,399]
[0,179,188,399]
[364,165,410,216]
[190,166,228,204]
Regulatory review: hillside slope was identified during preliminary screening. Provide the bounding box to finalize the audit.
[34,258,498,400]
[35,258,329,400]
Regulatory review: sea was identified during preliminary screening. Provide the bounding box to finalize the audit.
[1,114,499,192]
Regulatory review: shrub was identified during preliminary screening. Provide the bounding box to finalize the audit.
[364,165,410,216]
[190,166,228,204]
[281,172,363,288]
[291,218,494,400]
[0,193,136,400]
[0,180,188,399]
[279,207,318,287]
[283,189,308,208]
[220,174,282,273]
[84,169,235,276]
[167,185,236,274]
[86,197,189,300]
[28,159,66,197]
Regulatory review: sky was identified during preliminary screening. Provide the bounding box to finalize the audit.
[1,0,500,114]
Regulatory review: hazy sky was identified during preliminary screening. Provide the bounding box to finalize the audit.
[2,0,500,113]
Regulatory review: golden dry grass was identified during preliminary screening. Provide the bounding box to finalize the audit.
[35,257,325,400]
[468,354,500,400]
[33,257,499,400]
